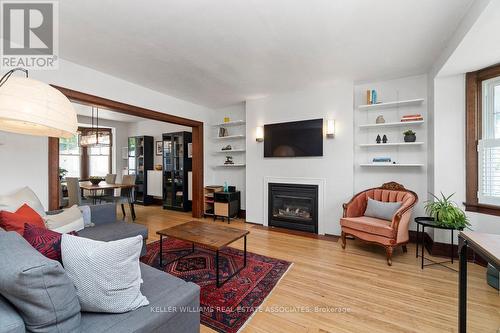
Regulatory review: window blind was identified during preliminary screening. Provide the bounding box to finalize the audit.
[478,138,500,205]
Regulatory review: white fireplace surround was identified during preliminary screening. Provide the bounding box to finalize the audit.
[263,176,326,235]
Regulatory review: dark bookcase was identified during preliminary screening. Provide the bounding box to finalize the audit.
[128,136,154,205]
[162,131,192,211]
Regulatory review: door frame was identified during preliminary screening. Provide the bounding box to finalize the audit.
[48,85,204,218]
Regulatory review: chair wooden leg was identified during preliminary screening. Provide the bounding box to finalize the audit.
[341,231,346,249]
[402,244,408,253]
[121,204,126,218]
[386,246,393,266]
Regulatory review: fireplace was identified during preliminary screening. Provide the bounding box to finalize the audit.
[268,183,318,233]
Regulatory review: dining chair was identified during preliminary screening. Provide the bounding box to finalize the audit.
[103,174,117,197]
[102,174,136,220]
[66,177,83,206]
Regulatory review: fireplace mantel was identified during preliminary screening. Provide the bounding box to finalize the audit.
[263,177,326,235]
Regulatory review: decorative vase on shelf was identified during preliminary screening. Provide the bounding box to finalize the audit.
[403,130,416,142]
[376,134,381,144]
[375,115,385,124]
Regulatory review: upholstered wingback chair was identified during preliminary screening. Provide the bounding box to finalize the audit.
[340,182,418,265]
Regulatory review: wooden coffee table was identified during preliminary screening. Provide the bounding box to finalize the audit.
[156,221,249,287]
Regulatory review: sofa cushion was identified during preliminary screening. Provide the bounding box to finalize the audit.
[0,231,81,333]
[61,234,149,313]
[364,197,402,221]
[340,216,394,238]
[78,220,148,242]
[0,295,25,333]
[45,205,85,234]
[0,187,46,217]
[0,204,45,235]
[80,263,200,333]
[23,223,77,263]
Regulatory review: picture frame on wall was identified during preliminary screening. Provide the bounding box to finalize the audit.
[155,141,163,155]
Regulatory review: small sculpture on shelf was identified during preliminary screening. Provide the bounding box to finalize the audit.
[221,144,232,151]
[376,134,381,144]
[224,156,234,165]
[218,127,228,137]
[382,135,388,144]
[376,115,385,124]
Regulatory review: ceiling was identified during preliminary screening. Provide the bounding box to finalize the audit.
[60,0,473,108]
[73,103,145,123]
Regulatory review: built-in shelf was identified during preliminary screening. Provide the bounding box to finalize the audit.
[359,120,424,128]
[360,163,424,167]
[213,120,246,127]
[215,135,245,140]
[215,164,246,168]
[215,149,246,153]
[358,98,424,111]
[359,142,424,147]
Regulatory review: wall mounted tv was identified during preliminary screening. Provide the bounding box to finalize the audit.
[264,119,323,157]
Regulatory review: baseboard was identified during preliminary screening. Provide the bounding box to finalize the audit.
[408,230,487,267]
[251,224,339,242]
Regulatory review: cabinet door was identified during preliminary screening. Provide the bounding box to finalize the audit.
[215,202,229,217]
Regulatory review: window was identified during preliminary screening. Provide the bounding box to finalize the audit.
[59,134,81,177]
[465,64,500,216]
[88,145,111,177]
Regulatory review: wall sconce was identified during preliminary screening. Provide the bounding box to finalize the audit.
[326,119,335,138]
[256,126,264,142]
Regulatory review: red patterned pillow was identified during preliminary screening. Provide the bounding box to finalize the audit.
[22,223,77,263]
[0,204,45,235]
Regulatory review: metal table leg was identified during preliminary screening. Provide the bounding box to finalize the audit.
[416,223,419,258]
[216,249,220,287]
[159,235,163,266]
[421,225,425,269]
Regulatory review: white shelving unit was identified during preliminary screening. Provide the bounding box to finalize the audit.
[215,134,245,140]
[359,142,424,147]
[215,164,246,168]
[213,120,246,127]
[215,149,245,153]
[360,163,423,167]
[359,120,424,128]
[358,98,424,111]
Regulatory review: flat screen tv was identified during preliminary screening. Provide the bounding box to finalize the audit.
[264,119,323,157]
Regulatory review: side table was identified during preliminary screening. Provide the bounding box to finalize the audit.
[415,217,463,271]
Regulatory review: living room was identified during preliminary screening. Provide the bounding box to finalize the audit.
[0,1,499,333]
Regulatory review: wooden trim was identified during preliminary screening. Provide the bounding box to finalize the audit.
[251,224,339,242]
[465,63,500,216]
[48,86,204,218]
[48,138,59,210]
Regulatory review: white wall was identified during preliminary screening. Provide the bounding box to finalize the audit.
[245,80,354,235]
[433,74,500,242]
[212,103,246,209]
[128,119,191,167]
[354,75,428,230]
[0,59,215,209]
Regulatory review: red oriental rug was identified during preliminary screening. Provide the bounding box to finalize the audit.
[140,238,292,333]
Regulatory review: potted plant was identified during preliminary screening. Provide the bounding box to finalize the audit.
[424,192,471,229]
[59,167,68,180]
[89,176,104,185]
[403,130,416,142]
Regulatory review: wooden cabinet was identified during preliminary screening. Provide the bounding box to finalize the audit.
[214,191,240,223]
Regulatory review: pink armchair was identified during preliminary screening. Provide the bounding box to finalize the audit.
[340,182,418,265]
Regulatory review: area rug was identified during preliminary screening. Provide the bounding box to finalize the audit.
[140,238,292,333]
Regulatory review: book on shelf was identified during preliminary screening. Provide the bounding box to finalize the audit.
[372,157,391,164]
[365,89,378,104]
[401,114,423,122]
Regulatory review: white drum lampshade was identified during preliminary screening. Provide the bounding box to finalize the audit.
[0,76,77,138]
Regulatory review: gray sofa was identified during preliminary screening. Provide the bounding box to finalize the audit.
[0,203,200,333]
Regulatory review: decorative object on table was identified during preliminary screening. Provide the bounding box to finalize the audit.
[89,176,104,186]
[155,141,163,155]
[154,164,163,171]
[424,192,471,229]
[375,115,385,124]
[376,134,381,144]
[79,107,111,147]
[223,117,230,123]
[403,129,416,142]
[366,89,378,104]
[0,68,77,138]
[224,156,234,165]
[382,134,388,143]
[218,127,228,137]
[401,114,423,122]
[59,167,68,180]
[372,157,392,164]
[221,144,232,151]
[223,181,229,192]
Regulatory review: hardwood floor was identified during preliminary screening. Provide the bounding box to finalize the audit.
[124,204,500,333]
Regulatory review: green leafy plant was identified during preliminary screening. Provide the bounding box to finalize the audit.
[403,129,416,136]
[424,192,471,229]
[58,167,68,179]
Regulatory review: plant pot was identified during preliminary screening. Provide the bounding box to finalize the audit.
[404,134,416,142]
[89,178,103,185]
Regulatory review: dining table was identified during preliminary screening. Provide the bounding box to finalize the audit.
[79,182,137,220]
